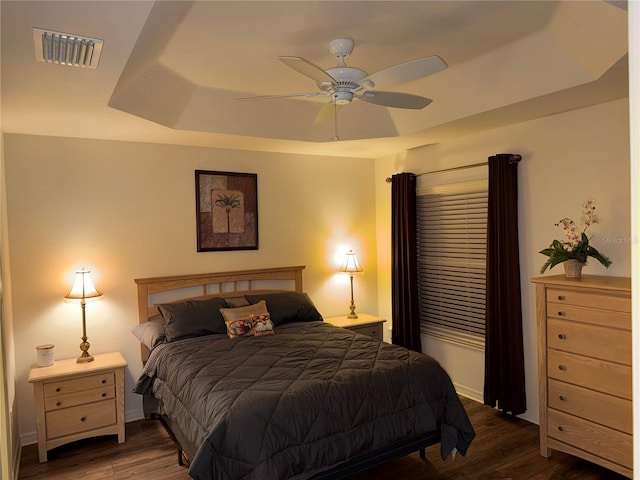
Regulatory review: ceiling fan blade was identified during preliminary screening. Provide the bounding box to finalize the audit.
[360,55,447,89]
[237,92,327,101]
[359,91,432,109]
[314,103,343,124]
[279,56,337,86]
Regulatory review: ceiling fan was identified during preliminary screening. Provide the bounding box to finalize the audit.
[239,38,447,124]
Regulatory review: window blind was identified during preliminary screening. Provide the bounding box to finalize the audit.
[416,180,487,349]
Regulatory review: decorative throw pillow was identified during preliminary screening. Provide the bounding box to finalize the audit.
[158,296,229,342]
[225,312,275,338]
[220,300,268,322]
[251,313,275,336]
[225,316,256,339]
[244,292,323,326]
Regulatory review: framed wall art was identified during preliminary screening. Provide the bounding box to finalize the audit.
[195,170,258,252]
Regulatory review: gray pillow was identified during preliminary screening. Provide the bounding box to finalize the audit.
[131,315,166,350]
[158,296,229,342]
[245,292,323,326]
[224,296,250,307]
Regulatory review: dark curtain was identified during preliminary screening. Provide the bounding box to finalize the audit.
[391,173,422,352]
[483,153,526,415]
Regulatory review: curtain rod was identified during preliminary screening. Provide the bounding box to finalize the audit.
[384,154,522,183]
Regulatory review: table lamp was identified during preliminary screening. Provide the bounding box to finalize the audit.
[64,268,103,363]
[339,250,363,319]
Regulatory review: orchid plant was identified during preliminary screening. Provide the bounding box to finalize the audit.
[539,199,612,274]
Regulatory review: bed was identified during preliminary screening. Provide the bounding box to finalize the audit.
[132,266,475,480]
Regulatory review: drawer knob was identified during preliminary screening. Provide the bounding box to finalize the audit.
[101,393,107,398]
[56,387,61,393]
[557,333,566,340]
[80,416,87,422]
[558,426,564,432]
[557,311,565,317]
[56,401,62,407]
[558,364,566,371]
[559,395,566,402]
[557,295,565,301]
[101,379,107,384]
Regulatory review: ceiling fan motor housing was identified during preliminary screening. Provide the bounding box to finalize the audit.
[322,66,368,104]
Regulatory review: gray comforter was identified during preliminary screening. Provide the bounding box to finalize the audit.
[134,321,475,480]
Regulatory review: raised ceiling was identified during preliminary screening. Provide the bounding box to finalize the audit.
[0,1,628,159]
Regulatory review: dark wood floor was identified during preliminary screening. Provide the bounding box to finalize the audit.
[19,397,627,480]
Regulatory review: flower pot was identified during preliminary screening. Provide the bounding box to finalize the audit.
[563,259,584,278]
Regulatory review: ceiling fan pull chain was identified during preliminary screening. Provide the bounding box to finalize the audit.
[334,103,339,141]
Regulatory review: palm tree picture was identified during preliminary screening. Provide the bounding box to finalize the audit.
[213,190,245,233]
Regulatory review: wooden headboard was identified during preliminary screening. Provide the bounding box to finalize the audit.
[134,265,305,361]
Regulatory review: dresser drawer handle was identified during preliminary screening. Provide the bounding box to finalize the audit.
[101,393,107,398]
[558,364,566,371]
[80,416,87,422]
[557,333,566,340]
[559,395,566,402]
[101,379,107,384]
[56,387,62,393]
[558,426,564,432]
[557,311,565,317]
[557,295,565,301]
[56,401,62,407]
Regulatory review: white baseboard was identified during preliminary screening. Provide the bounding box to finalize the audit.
[453,382,483,403]
[126,407,145,423]
[19,431,36,446]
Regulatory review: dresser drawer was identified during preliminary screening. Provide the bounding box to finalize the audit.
[548,379,631,433]
[547,302,630,330]
[548,409,632,470]
[547,349,631,399]
[44,385,115,412]
[46,399,116,439]
[547,319,631,365]
[44,372,114,397]
[350,324,382,339]
[548,288,631,313]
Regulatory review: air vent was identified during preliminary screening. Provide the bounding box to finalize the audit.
[33,28,103,69]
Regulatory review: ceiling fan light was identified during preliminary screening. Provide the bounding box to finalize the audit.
[333,91,353,105]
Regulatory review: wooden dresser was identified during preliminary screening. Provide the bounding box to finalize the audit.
[531,275,632,478]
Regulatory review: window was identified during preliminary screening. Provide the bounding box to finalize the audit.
[416,179,487,349]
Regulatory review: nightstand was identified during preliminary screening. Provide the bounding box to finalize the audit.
[324,314,387,340]
[28,351,127,462]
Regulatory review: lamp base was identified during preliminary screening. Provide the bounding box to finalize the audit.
[347,313,359,319]
[77,339,94,363]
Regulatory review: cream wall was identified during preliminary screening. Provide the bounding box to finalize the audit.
[1,128,19,479]
[375,98,631,424]
[4,134,378,443]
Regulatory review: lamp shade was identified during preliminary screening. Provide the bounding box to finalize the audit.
[339,250,363,273]
[64,269,103,303]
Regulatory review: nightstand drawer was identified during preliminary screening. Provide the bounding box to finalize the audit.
[44,385,115,412]
[350,324,381,339]
[46,399,116,439]
[44,372,114,397]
